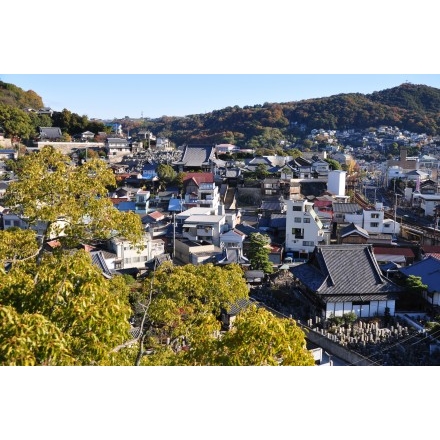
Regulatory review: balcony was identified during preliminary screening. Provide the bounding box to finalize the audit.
[197,227,214,237]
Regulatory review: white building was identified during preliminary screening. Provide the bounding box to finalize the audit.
[327,170,346,197]
[285,199,328,259]
[344,203,400,236]
[108,234,164,270]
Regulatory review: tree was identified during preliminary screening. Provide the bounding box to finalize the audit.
[247,232,274,274]
[0,147,145,365]
[112,262,313,366]
[4,145,144,248]
[402,275,428,309]
[0,249,132,365]
[324,158,342,170]
[255,163,269,179]
[0,104,34,141]
[174,305,315,366]
[112,262,250,365]
[156,163,177,190]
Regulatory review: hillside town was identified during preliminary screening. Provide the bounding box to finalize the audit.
[1,117,440,366]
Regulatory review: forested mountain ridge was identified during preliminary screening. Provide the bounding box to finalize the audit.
[136,83,440,147]
[0,80,44,110]
[2,80,440,148]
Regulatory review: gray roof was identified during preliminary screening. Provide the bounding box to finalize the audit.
[39,127,62,139]
[225,297,254,315]
[340,222,369,239]
[176,145,215,167]
[90,251,113,278]
[399,256,440,292]
[235,222,258,236]
[291,244,403,296]
[333,203,362,214]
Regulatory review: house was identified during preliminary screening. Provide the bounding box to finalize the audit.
[291,244,404,319]
[244,270,265,285]
[373,245,415,266]
[285,198,328,260]
[107,234,165,271]
[38,107,53,116]
[0,149,18,160]
[420,245,440,260]
[39,127,63,141]
[173,144,216,172]
[399,256,440,313]
[105,138,131,159]
[0,181,9,199]
[332,203,362,228]
[215,143,236,155]
[412,194,440,217]
[173,238,222,265]
[142,161,159,181]
[339,222,369,244]
[182,172,219,210]
[1,210,69,240]
[244,156,274,174]
[180,212,227,247]
[81,131,95,141]
[142,211,170,238]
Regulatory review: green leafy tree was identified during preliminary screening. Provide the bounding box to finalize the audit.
[113,263,313,366]
[0,104,34,141]
[175,305,315,366]
[4,145,144,248]
[0,147,145,365]
[247,232,274,274]
[156,163,177,190]
[0,250,133,366]
[255,163,270,180]
[324,158,342,170]
[113,262,249,365]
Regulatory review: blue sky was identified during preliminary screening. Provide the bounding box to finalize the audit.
[2,74,440,121]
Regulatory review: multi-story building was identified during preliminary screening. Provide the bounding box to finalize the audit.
[285,199,328,259]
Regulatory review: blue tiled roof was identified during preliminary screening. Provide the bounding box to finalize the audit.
[399,256,440,292]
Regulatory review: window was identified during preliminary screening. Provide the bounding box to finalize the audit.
[303,240,314,246]
[124,258,131,264]
[294,217,301,223]
[303,218,311,223]
[292,206,302,212]
[371,213,379,219]
[370,222,379,228]
[4,219,11,226]
[293,228,304,239]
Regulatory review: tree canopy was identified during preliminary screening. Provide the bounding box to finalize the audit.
[247,232,274,274]
[110,262,313,366]
[0,249,132,365]
[4,145,144,248]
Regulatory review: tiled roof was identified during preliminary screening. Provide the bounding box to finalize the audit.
[147,211,165,221]
[225,297,254,315]
[333,203,362,214]
[373,246,415,257]
[39,127,62,139]
[399,256,440,292]
[183,172,214,185]
[235,222,258,236]
[291,244,403,296]
[178,145,215,167]
[340,223,369,239]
